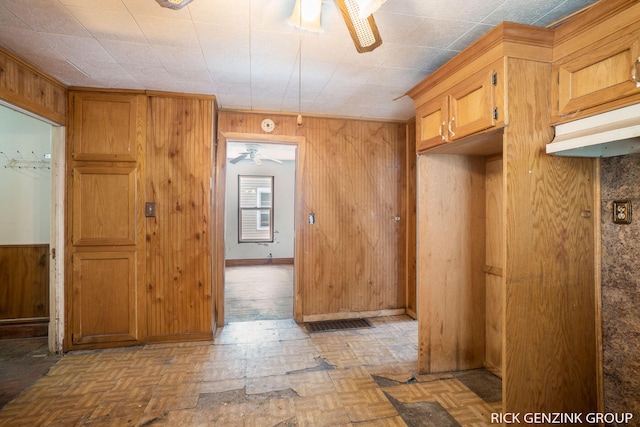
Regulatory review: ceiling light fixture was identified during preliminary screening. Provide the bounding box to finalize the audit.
[336,0,383,53]
[287,0,323,33]
[155,0,193,10]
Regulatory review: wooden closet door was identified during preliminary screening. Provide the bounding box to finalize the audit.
[67,92,146,349]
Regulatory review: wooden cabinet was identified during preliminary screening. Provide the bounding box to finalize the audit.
[67,92,146,350]
[552,0,640,123]
[408,22,598,416]
[66,90,216,350]
[417,69,498,152]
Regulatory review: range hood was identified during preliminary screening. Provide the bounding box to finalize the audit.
[546,103,640,157]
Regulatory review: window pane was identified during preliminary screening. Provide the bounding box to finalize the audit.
[238,175,273,242]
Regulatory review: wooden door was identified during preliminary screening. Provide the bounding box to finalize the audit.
[67,92,146,349]
[554,34,640,121]
[448,69,497,141]
[145,95,213,342]
[416,96,448,153]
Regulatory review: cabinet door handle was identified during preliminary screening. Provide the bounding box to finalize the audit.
[632,57,640,88]
[439,121,446,141]
[448,117,456,137]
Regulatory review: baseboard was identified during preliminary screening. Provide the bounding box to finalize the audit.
[225,258,294,267]
[302,308,406,323]
[0,318,49,339]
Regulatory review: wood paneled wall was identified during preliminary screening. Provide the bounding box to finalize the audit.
[0,47,66,125]
[0,244,49,321]
[146,95,213,341]
[217,112,413,320]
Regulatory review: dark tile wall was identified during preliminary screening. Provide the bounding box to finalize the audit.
[600,154,640,417]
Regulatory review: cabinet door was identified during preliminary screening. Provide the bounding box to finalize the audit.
[72,93,141,162]
[448,70,497,141]
[555,35,640,120]
[416,96,448,153]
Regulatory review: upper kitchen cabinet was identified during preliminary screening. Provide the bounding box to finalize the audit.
[552,0,640,124]
[407,22,554,155]
[416,68,499,152]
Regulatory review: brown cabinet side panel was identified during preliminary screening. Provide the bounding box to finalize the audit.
[146,96,212,340]
[504,58,597,414]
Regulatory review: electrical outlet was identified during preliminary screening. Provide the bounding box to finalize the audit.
[613,200,632,224]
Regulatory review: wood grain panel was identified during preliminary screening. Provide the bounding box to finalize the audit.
[217,112,408,321]
[503,58,597,414]
[71,251,137,345]
[71,92,140,161]
[484,158,503,377]
[405,121,417,318]
[66,90,147,351]
[0,47,67,125]
[416,154,486,374]
[0,245,49,320]
[146,95,213,341]
[72,166,136,246]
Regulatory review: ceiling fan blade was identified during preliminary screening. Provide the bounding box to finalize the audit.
[336,0,382,53]
[229,153,248,164]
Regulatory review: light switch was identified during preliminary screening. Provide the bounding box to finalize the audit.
[145,202,156,217]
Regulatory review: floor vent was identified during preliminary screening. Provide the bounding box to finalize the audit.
[305,318,373,333]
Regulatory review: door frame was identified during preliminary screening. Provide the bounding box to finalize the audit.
[214,132,305,326]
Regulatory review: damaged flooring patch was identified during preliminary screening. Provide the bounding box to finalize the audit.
[385,393,462,427]
[197,387,299,408]
[453,368,502,403]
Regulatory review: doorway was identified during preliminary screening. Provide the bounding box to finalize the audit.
[0,103,65,353]
[223,142,296,323]
[214,133,305,326]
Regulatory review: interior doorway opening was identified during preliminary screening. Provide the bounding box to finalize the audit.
[0,103,65,353]
[223,141,297,323]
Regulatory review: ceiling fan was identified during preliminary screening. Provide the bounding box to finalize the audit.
[229,145,283,166]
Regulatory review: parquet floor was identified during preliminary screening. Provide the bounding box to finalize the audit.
[0,316,501,426]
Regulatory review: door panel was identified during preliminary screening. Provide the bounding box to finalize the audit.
[72,167,137,246]
[449,69,496,140]
[72,251,137,344]
[72,93,139,162]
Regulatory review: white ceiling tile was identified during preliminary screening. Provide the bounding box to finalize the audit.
[101,40,162,66]
[154,46,207,71]
[195,22,250,52]
[134,14,199,47]
[402,18,474,48]
[2,0,89,36]
[67,7,146,43]
[375,12,425,44]
[447,24,492,51]
[188,0,251,26]
[0,5,31,30]
[46,34,115,66]
[58,0,129,13]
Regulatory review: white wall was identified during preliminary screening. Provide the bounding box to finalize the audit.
[0,106,52,244]
[225,158,295,260]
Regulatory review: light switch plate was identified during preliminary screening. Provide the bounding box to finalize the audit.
[613,200,632,224]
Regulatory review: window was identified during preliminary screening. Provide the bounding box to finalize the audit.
[238,175,273,242]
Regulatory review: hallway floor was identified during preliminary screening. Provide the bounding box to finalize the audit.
[0,316,501,426]
[224,264,294,323]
